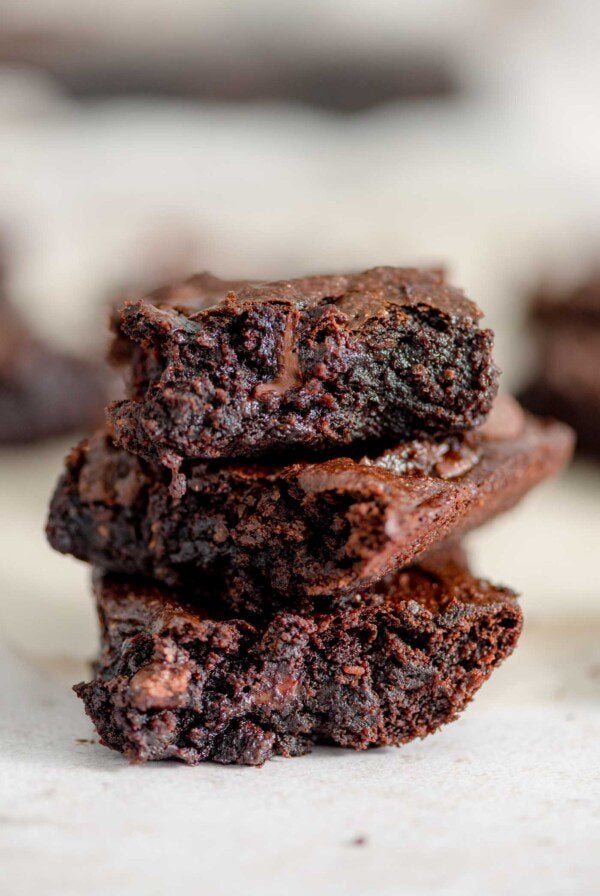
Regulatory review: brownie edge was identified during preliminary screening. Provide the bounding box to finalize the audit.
[75,555,522,766]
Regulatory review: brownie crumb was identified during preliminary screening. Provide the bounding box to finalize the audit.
[350,836,368,847]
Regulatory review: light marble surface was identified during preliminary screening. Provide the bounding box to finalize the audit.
[1,440,599,896]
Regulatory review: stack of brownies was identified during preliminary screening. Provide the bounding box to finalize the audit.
[46,267,574,766]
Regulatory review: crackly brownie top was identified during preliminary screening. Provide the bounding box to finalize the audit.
[106,265,498,464]
[112,266,483,342]
[46,394,574,614]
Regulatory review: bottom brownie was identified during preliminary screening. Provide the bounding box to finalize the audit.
[75,554,522,766]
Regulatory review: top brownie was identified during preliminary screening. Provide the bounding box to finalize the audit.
[108,267,498,465]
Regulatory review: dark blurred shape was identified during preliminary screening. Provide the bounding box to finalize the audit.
[520,276,600,457]
[0,268,107,446]
[0,27,457,110]
[54,56,457,110]
[529,277,600,325]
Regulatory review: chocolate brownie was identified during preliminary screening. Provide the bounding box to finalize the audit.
[0,294,106,444]
[520,277,600,455]
[108,267,498,466]
[47,397,574,614]
[74,553,522,766]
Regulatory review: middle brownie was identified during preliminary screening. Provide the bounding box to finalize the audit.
[47,398,573,615]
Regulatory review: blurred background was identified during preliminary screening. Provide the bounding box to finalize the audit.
[1,4,599,894]
[1,0,600,373]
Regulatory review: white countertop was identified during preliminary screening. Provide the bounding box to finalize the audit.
[1,439,599,896]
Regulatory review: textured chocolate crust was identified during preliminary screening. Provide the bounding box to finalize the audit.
[0,297,106,445]
[74,555,522,766]
[47,399,574,614]
[108,267,498,464]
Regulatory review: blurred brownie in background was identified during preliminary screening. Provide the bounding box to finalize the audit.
[0,25,457,111]
[0,292,106,445]
[520,276,600,456]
